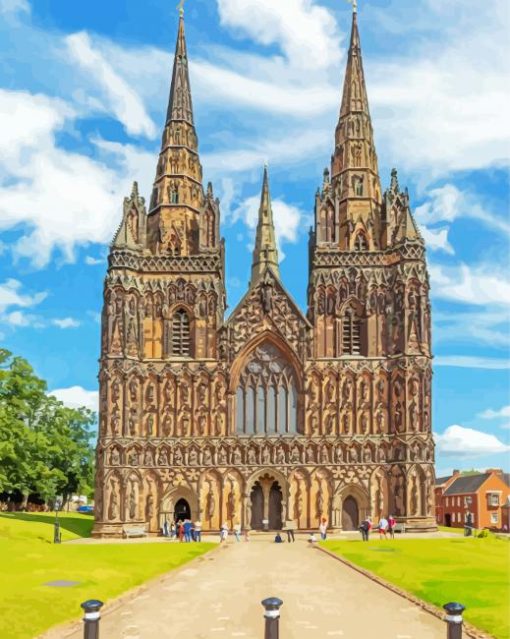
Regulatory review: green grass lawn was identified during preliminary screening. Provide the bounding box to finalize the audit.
[322,537,510,639]
[0,512,214,639]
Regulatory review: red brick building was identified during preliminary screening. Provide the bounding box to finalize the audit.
[435,469,510,531]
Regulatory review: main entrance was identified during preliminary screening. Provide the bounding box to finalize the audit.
[250,478,283,530]
[174,498,191,522]
[342,496,359,530]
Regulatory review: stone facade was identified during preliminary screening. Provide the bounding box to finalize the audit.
[92,10,436,537]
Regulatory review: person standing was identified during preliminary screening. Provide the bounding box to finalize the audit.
[286,527,295,543]
[388,514,396,539]
[233,522,241,542]
[220,522,229,543]
[177,519,184,542]
[359,517,372,541]
[378,516,388,539]
[319,517,328,541]
[194,519,202,542]
[184,519,193,542]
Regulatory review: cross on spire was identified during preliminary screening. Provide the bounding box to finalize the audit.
[347,0,358,14]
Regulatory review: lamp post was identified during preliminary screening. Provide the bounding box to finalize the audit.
[54,496,63,544]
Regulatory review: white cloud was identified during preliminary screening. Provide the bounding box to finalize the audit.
[435,425,510,457]
[416,184,510,236]
[65,32,156,138]
[0,279,47,313]
[49,386,98,412]
[51,317,80,329]
[84,255,104,266]
[3,310,47,329]
[434,356,510,370]
[217,0,341,71]
[191,59,338,117]
[479,405,510,420]
[0,90,151,267]
[434,309,510,349]
[369,0,510,176]
[429,263,510,307]
[419,225,454,254]
[0,0,29,15]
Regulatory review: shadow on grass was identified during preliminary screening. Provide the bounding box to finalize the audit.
[0,512,94,538]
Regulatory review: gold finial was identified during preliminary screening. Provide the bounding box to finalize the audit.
[347,0,358,14]
[177,0,186,16]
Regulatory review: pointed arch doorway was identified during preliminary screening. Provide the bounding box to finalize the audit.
[174,498,191,522]
[249,473,285,530]
[342,496,359,530]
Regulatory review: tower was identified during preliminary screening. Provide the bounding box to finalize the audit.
[306,8,434,529]
[93,12,226,536]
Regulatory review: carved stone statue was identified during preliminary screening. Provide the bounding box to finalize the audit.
[108,485,118,520]
[143,448,154,466]
[203,447,213,465]
[145,494,154,520]
[315,481,324,519]
[129,483,136,519]
[226,482,236,521]
[206,483,215,521]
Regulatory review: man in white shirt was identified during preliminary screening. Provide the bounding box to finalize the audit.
[378,516,388,539]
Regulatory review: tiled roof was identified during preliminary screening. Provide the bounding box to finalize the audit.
[435,475,453,486]
[502,473,510,488]
[444,474,490,496]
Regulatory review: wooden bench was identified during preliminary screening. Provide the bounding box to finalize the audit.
[394,523,406,534]
[122,525,148,539]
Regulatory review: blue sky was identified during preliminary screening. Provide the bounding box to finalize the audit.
[0,0,509,476]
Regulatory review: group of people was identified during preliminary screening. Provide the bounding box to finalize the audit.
[163,514,398,543]
[162,518,202,542]
[220,521,244,542]
[359,515,396,541]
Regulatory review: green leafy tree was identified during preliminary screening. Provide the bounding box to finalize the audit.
[0,349,96,508]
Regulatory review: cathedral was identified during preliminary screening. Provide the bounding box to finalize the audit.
[92,7,436,537]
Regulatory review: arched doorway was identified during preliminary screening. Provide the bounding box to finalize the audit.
[342,496,359,530]
[250,482,264,529]
[269,481,283,529]
[249,479,284,530]
[174,498,191,521]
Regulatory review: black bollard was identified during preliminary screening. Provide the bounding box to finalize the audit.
[81,599,104,639]
[261,597,283,639]
[53,519,61,544]
[443,602,465,639]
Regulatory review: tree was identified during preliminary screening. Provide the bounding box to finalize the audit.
[0,349,96,508]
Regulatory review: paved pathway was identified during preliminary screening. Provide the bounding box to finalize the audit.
[48,538,447,639]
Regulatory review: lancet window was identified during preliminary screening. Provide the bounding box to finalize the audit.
[171,309,191,356]
[342,306,363,355]
[236,343,299,435]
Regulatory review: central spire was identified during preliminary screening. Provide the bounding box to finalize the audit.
[250,166,280,287]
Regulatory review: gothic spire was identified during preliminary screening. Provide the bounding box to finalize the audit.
[148,13,208,255]
[166,13,194,125]
[340,11,368,119]
[250,166,280,286]
[323,8,382,250]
